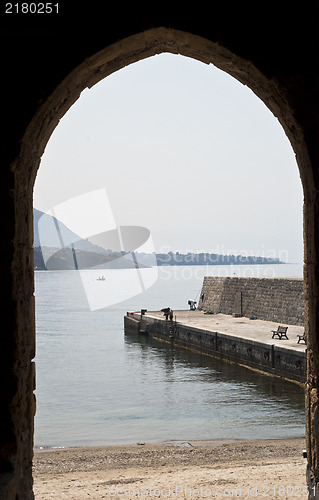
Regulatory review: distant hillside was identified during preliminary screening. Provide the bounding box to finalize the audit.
[33,208,283,270]
[33,208,109,255]
[33,208,151,270]
[34,246,142,270]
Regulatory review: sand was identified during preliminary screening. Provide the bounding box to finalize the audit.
[33,438,309,499]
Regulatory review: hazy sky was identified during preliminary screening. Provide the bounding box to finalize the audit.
[33,53,303,263]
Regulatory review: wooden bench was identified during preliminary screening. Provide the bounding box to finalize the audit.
[271,325,289,339]
[297,333,306,344]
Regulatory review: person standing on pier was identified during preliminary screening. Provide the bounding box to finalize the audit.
[169,308,174,322]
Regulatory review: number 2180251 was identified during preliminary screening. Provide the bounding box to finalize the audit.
[5,3,59,13]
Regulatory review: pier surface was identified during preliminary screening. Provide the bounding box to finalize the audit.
[144,310,306,353]
[125,310,306,383]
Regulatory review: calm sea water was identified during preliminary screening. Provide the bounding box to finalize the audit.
[34,263,305,448]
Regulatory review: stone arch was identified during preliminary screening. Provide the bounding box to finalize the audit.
[5,27,317,498]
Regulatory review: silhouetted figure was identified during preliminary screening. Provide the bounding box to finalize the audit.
[169,308,174,322]
[161,307,170,320]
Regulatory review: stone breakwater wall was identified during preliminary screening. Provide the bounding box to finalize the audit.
[198,277,304,326]
[124,314,305,384]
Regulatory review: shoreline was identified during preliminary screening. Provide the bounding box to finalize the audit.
[33,437,308,499]
[33,435,306,451]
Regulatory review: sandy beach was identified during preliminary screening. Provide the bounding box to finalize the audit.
[33,438,308,499]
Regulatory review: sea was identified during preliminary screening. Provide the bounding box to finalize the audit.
[34,263,305,448]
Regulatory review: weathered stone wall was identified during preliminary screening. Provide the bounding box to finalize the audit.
[198,277,304,326]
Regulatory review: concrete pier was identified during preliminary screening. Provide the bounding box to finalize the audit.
[124,310,306,384]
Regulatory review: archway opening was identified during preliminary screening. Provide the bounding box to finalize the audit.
[6,26,313,498]
[32,52,304,450]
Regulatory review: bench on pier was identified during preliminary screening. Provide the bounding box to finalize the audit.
[297,332,306,344]
[271,325,289,339]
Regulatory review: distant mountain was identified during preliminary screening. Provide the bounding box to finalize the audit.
[33,208,148,270]
[33,245,142,270]
[33,209,283,270]
[33,208,109,254]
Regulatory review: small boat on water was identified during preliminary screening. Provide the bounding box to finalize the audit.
[96,276,106,281]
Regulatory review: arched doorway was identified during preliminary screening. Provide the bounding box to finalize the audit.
[33,49,304,449]
[7,27,317,498]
